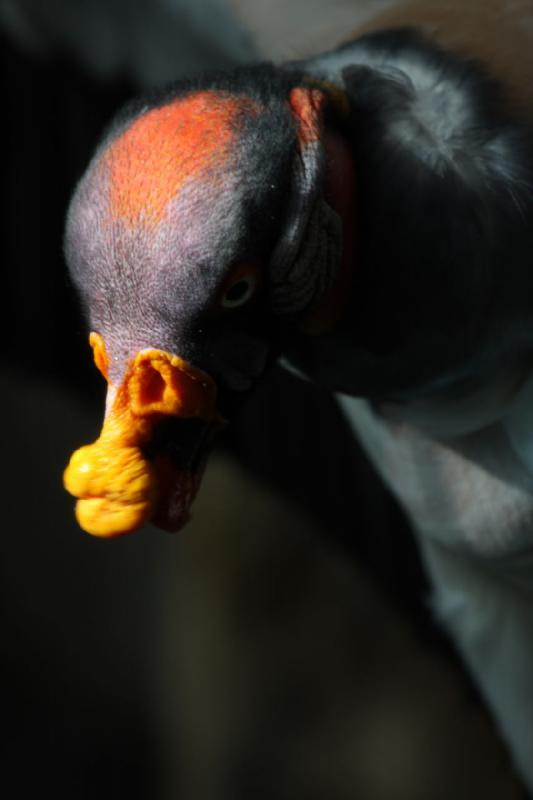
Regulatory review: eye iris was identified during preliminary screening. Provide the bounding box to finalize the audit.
[223,277,254,307]
[227,281,248,301]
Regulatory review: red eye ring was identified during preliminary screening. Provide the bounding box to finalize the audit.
[219,262,260,310]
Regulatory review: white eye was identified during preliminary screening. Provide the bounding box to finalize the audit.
[221,273,258,309]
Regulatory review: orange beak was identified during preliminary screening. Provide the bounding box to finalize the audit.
[64,333,217,537]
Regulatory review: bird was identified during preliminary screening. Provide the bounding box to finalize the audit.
[63,0,533,789]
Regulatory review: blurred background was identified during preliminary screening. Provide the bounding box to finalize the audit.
[0,1,526,797]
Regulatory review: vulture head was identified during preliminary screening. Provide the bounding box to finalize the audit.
[63,66,354,536]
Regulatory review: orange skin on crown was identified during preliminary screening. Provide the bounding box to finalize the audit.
[105,91,260,229]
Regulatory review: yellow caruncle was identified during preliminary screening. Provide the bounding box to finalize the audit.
[64,333,216,537]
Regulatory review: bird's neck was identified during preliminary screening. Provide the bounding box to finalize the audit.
[300,125,356,335]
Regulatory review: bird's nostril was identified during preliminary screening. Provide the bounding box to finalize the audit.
[138,365,166,408]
